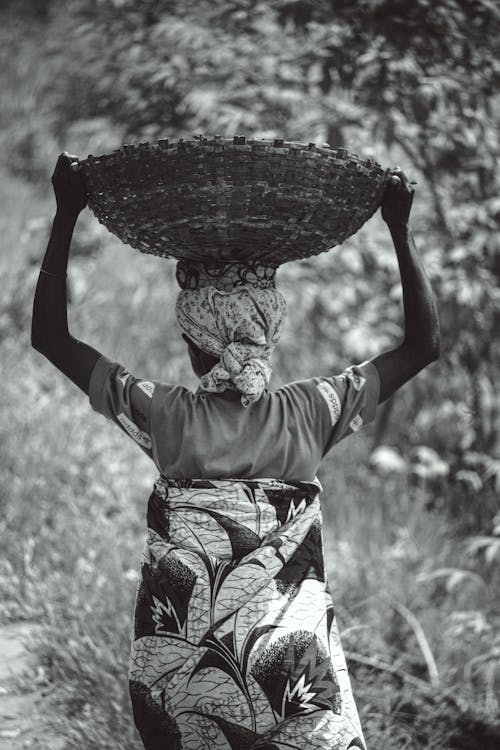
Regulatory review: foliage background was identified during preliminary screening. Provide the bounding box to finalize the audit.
[1,1,499,747]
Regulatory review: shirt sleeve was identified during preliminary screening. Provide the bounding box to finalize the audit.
[313,360,380,455]
[88,354,157,459]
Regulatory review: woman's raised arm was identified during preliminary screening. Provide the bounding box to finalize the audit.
[370,168,441,403]
[31,153,103,395]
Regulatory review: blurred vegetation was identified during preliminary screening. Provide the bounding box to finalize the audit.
[1,0,499,748]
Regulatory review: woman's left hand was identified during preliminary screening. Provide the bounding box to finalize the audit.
[51,152,87,215]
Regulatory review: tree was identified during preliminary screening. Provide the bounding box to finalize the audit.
[6,0,499,525]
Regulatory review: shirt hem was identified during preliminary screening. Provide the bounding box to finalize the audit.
[358,360,381,423]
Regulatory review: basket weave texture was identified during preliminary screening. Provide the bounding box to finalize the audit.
[80,136,390,266]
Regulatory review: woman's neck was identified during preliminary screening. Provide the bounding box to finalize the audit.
[209,388,241,402]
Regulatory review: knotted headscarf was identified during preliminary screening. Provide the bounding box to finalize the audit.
[175,262,287,406]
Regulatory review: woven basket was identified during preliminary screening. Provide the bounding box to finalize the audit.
[80,135,390,266]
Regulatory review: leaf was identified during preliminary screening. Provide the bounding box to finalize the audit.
[129,679,182,749]
[275,522,325,585]
[191,631,241,687]
[466,536,500,565]
[416,567,485,591]
[167,508,233,560]
[370,445,407,475]
[484,459,500,492]
[129,635,202,689]
[454,470,483,491]
[213,547,285,624]
[251,630,341,720]
[203,509,262,558]
[189,630,259,730]
[194,713,260,750]
[135,555,196,638]
[241,623,280,679]
[411,446,449,479]
[485,540,500,566]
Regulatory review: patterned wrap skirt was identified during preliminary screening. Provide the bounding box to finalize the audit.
[129,476,366,750]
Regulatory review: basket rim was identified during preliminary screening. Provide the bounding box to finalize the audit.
[79,134,388,173]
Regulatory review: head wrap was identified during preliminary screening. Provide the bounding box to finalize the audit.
[175,261,286,407]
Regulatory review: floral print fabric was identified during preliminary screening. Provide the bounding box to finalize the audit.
[129,476,366,750]
[175,285,287,406]
[175,259,278,292]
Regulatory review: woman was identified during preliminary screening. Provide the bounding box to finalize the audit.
[32,152,440,750]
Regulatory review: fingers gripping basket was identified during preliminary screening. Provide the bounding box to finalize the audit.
[80,136,390,266]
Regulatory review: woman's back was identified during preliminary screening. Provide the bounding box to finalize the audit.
[89,354,380,481]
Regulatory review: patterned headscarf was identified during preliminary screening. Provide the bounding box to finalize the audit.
[175,261,287,406]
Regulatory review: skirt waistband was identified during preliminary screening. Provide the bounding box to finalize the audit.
[153,475,323,500]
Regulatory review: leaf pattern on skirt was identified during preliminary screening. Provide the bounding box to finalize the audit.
[250,629,341,719]
[129,477,366,750]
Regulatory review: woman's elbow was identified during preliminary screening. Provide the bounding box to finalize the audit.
[31,328,57,362]
[407,331,440,364]
[428,341,440,362]
[31,327,47,355]
[31,336,52,362]
[425,329,441,362]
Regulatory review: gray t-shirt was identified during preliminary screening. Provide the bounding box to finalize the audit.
[89,355,380,482]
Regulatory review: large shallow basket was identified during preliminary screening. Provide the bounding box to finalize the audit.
[80,135,390,266]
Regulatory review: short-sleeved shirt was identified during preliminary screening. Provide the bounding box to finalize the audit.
[89,355,380,482]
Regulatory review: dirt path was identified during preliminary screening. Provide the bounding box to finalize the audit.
[0,622,64,750]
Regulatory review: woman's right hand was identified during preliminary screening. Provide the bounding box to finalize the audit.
[51,152,87,216]
[381,167,415,228]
